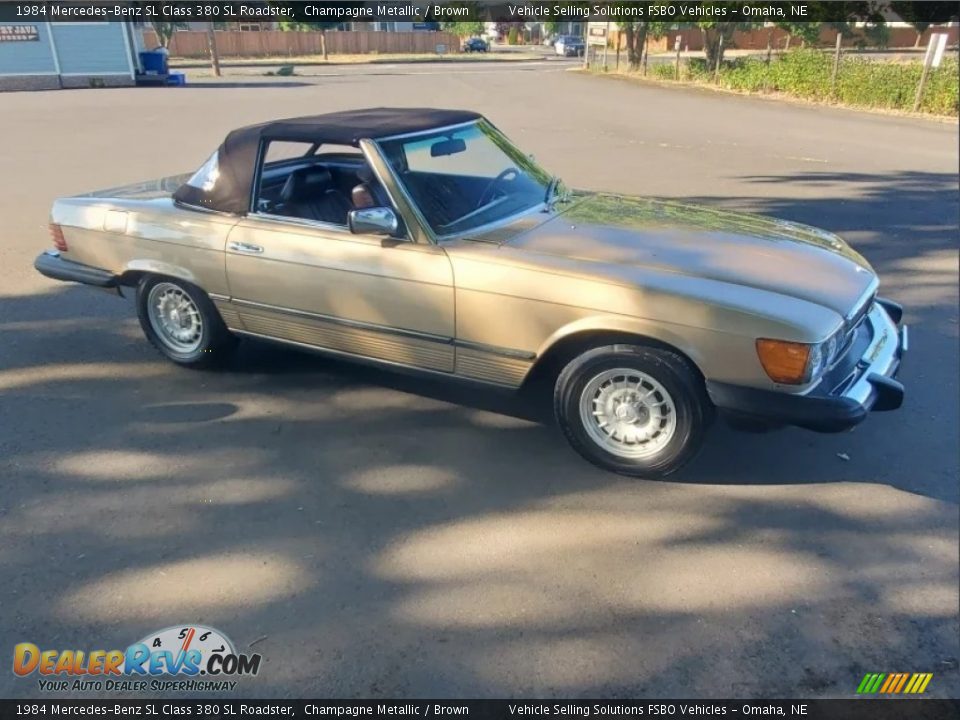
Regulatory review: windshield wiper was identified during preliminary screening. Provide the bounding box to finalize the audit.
[544,177,561,208]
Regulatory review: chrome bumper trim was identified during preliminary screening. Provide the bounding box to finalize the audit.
[845,304,905,408]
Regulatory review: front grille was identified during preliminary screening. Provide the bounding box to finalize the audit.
[847,292,875,329]
[838,292,875,360]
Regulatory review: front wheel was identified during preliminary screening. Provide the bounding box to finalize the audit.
[554,344,711,478]
[136,276,237,368]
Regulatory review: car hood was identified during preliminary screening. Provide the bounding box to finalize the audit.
[499,193,875,317]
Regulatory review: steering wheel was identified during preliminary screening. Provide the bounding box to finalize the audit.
[476,168,518,209]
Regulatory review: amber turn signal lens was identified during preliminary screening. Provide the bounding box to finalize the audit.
[49,223,68,252]
[756,339,811,384]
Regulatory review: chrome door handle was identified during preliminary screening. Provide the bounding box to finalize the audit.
[228,241,263,254]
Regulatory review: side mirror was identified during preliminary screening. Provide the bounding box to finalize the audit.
[348,207,398,236]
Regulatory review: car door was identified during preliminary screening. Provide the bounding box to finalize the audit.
[223,214,456,373]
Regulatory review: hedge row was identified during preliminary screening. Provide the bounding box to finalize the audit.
[649,49,958,116]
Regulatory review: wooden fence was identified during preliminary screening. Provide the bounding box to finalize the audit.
[142,30,462,58]
[612,25,960,54]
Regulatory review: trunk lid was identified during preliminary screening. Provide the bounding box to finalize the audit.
[75,174,190,201]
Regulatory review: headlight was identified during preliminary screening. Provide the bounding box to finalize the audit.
[756,330,841,385]
[823,332,840,367]
[807,342,826,379]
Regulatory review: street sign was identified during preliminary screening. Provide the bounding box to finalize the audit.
[0,24,39,42]
[587,22,607,46]
[915,32,950,110]
[930,33,948,68]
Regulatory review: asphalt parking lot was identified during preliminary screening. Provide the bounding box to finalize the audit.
[1,63,957,698]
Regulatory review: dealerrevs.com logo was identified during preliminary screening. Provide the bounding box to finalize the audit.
[13,625,261,692]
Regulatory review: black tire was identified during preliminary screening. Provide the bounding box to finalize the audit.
[554,344,711,478]
[136,276,237,368]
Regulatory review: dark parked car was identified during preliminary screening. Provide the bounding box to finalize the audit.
[463,37,488,53]
[555,35,585,57]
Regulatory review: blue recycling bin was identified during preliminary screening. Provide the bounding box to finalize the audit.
[139,51,168,75]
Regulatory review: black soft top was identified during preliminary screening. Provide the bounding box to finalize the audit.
[173,107,482,215]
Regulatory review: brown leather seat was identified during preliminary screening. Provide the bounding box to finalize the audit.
[351,183,376,209]
[280,167,351,225]
[351,166,389,210]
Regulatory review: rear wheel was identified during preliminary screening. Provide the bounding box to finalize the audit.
[136,276,237,368]
[554,344,711,478]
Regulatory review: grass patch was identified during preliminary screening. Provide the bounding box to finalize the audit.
[598,50,958,116]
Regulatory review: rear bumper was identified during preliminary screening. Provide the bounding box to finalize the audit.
[707,299,907,433]
[34,251,117,288]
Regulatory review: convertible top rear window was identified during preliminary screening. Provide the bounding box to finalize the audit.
[185,151,221,192]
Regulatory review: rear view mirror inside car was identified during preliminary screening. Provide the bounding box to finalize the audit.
[430,137,466,157]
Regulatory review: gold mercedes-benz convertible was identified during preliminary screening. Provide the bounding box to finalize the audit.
[35,108,907,477]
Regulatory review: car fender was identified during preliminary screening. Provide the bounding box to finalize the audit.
[122,258,201,286]
[535,314,768,387]
[537,314,709,373]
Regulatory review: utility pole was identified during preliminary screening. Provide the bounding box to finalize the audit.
[714,32,723,82]
[206,22,221,78]
[603,21,609,70]
[674,35,681,80]
[582,22,589,70]
[830,32,842,97]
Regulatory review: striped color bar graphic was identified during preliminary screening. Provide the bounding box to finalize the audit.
[857,672,933,694]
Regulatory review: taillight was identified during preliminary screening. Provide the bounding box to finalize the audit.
[49,223,67,252]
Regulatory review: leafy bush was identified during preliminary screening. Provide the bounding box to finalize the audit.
[712,50,834,99]
[921,58,960,116]
[686,58,710,80]
[651,62,678,81]
[636,49,958,116]
[836,56,917,108]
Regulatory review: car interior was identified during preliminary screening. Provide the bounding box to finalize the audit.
[255,136,535,238]
[256,149,396,232]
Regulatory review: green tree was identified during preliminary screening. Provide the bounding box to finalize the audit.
[494,22,521,40]
[442,22,484,37]
[150,21,186,49]
[891,1,953,46]
[775,22,822,49]
[698,21,759,69]
[617,21,668,70]
[685,3,763,67]
[822,1,888,40]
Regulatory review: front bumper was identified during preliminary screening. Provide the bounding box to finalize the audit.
[707,299,907,433]
[34,251,118,288]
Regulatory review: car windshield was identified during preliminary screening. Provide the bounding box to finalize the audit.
[376,120,554,238]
